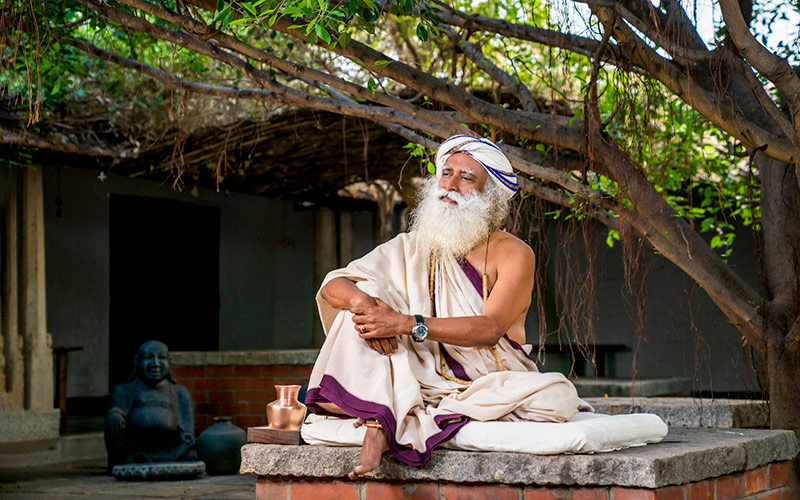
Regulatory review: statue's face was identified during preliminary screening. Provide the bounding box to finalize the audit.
[137,341,170,384]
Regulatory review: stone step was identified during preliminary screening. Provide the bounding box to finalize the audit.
[0,432,106,469]
[572,376,691,397]
[585,397,769,428]
[241,427,798,489]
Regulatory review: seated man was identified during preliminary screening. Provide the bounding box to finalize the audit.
[104,340,197,470]
[306,135,590,479]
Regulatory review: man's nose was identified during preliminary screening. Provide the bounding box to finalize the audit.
[441,176,458,191]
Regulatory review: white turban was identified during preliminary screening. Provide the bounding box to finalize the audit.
[434,135,519,199]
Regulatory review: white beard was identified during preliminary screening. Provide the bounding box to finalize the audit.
[409,177,500,260]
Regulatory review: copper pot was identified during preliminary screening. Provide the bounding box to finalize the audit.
[266,385,307,431]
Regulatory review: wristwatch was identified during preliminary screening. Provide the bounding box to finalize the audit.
[411,315,428,343]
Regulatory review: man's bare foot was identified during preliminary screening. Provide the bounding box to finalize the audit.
[347,425,389,480]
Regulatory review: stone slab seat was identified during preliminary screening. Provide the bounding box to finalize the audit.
[240,427,798,494]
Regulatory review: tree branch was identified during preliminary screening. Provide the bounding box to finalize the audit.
[446,29,539,112]
[595,6,796,164]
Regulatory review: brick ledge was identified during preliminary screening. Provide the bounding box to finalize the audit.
[171,349,319,366]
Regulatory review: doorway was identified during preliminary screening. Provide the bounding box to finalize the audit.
[109,195,220,389]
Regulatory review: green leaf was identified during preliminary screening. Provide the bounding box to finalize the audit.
[242,2,257,17]
[426,161,436,175]
[367,78,377,94]
[416,23,429,42]
[213,5,231,22]
[362,0,375,10]
[374,59,390,66]
[216,0,224,12]
[315,24,331,45]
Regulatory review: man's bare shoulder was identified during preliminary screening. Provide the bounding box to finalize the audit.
[492,231,535,262]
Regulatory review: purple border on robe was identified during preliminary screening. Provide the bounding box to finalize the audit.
[306,374,470,466]
[458,259,530,357]
[439,342,471,381]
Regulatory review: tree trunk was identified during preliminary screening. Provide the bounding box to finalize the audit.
[765,332,800,497]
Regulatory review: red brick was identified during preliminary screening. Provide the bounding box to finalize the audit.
[365,482,438,500]
[715,474,744,499]
[221,378,248,389]
[291,480,357,500]
[573,489,609,500]
[194,415,208,430]
[236,415,266,428]
[282,377,310,386]
[780,487,792,500]
[745,466,767,494]
[525,488,608,500]
[190,390,207,402]
[769,462,791,488]
[196,402,221,414]
[195,379,221,390]
[221,403,249,415]
[256,478,288,500]
[442,483,520,500]
[248,378,277,389]
[653,485,683,500]
[524,489,556,500]
[612,488,655,500]
[263,365,290,376]
[248,402,267,414]
[758,493,780,500]
[235,365,262,377]
[174,365,204,377]
[685,479,712,499]
[207,365,233,377]
[237,390,265,402]
[209,391,234,403]
[292,365,314,377]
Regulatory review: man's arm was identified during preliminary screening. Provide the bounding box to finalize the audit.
[354,237,535,347]
[320,277,377,310]
[320,277,399,355]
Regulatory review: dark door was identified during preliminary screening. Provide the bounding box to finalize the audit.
[109,194,220,389]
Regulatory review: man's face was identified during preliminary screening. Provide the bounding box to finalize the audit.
[137,341,170,384]
[438,153,488,204]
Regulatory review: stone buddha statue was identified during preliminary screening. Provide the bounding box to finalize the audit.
[104,341,197,471]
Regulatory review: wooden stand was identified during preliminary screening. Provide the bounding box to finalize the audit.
[247,426,302,445]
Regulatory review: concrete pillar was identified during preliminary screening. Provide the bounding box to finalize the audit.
[313,208,338,348]
[338,211,353,267]
[2,169,23,409]
[20,167,53,411]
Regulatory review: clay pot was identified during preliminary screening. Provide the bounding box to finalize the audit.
[266,385,307,431]
[196,416,246,475]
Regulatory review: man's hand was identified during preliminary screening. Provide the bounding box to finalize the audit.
[351,298,412,356]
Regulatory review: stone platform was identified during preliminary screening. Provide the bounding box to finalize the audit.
[573,376,691,397]
[586,397,769,428]
[241,427,798,499]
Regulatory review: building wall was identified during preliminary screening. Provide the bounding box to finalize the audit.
[43,166,316,398]
[525,221,761,394]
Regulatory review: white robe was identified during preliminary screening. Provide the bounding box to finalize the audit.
[306,232,589,466]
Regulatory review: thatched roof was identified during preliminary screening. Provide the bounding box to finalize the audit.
[118,110,423,200]
[3,97,424,202]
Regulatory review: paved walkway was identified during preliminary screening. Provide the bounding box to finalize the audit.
[0,460,256,499]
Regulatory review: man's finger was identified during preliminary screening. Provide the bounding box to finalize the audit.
[389,337,398,353]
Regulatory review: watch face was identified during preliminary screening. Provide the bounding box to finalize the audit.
[412,323,428,341]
